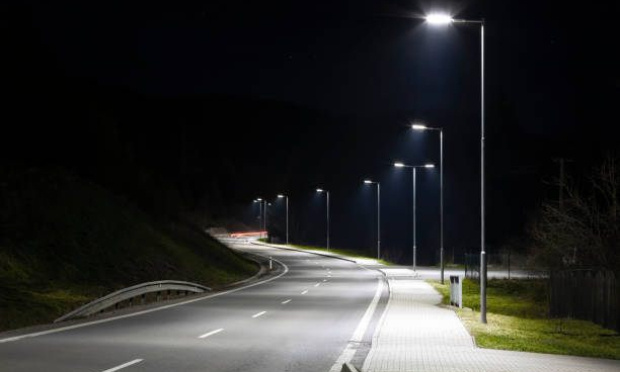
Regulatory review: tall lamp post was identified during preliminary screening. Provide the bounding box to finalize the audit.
[425,12,487,323]
[255,198,264,234]
[363,179,381,260]
[266,202,271,235]
[277,194,289,244]
[394,162,435,271]
[412,123,445,283]
[316,188,330,251]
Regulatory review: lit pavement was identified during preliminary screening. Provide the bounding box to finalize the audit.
[361,271,620,372]
[0,241,385,372]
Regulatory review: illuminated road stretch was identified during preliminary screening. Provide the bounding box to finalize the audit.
[0,241,385,372]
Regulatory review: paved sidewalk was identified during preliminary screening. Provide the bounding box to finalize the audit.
[361,269,620,372]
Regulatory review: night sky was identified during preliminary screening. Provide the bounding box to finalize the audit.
[2,0,618,264]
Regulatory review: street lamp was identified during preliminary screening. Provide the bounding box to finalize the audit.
[412,123,445,284]
[277,194,289,244]
[393,162,435,271]
[316,188,330,251]
[425,12,488,323]
[254,198,264,232]
[363,179,381,260]
[265,203,271,235]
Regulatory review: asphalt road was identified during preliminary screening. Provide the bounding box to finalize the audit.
[0,241,385,372]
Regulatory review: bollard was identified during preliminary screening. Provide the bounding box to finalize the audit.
[450,275,464,308]
[269,257,273,270]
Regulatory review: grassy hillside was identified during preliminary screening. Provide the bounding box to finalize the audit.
[0,168,257,331]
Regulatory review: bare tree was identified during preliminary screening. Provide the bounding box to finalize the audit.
[529,155,620,270]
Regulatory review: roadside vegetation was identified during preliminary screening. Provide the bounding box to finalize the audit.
[285,243,393,265]
[528,155,619,271]
[429,279,620,359]
[0,169,258,332]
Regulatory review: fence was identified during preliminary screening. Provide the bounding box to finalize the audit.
[550,270,619,332]
[464,252,543,280]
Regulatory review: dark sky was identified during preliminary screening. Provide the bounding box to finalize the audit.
[2,0,619,263]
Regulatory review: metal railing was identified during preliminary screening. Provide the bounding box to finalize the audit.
[55,280,211,323]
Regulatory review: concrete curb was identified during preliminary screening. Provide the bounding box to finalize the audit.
[251,241,358,264]
[220,251,271,289]
[341,362,360,372]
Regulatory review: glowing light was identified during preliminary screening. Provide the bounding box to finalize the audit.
[426,13,454,25]
[277,194,285,198]
[230,231,266,238]
[364,180,373,184]
[412,124,428,130]
[394,162,405,168]
[316,188,324,193]
[256,198,263,201]
[425,164,435,168]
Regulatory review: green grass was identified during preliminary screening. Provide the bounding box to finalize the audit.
[0,169,258,331]
[428,279,620,359]
[287,244,393,266]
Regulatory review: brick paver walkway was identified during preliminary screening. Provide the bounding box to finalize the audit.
[361,271,620,372]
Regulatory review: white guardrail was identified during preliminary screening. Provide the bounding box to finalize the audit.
[55,280,211,323]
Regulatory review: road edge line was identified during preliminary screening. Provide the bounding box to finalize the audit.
[328,277,384,372]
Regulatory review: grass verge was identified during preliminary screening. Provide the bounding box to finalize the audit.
[286,244,393,266]
[428,279,620,359]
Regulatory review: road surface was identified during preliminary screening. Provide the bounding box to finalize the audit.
[0,241,385,372]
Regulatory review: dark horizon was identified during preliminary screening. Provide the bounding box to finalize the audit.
[2,0,618,265]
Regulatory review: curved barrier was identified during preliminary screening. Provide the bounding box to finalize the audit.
[55,280,211,323]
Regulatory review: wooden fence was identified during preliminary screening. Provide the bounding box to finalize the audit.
[550,270,619,331]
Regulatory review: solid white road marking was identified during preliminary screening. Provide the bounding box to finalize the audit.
[301,290,308,295]
[252,311,266,318]
[198,328,224,339]
[281,299,291,305]
[102,359,143,372]
[0,252,290,344]
[329,278,384,372]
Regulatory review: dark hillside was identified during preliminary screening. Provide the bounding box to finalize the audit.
[0,168,257,331]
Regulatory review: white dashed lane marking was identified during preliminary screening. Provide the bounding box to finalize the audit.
[198,328,224,339]
[252,311,267,318]
[101,359,143,372]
